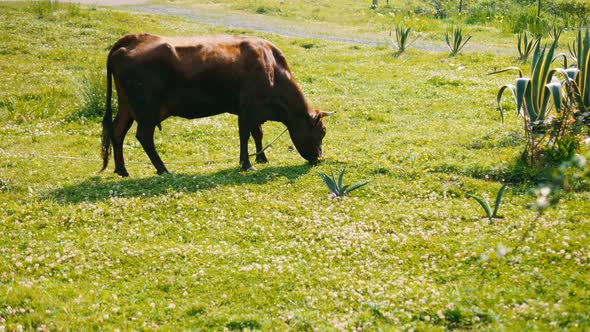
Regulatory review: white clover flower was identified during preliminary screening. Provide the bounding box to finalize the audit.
[572,154,587,168]
[536,196,550,210]
[496,244,509,257]
[535,186,551,210]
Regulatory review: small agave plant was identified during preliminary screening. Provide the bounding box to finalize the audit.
[517,31,539,63]
[466,184,509,222]
[318,168,369,199]
[445,25,471,57]
[392,24,416,55]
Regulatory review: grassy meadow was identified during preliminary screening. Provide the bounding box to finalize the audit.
[1,1,590,330]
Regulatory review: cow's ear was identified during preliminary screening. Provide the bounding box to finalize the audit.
[320,111,336,117]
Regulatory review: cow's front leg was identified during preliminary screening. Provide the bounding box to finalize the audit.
[136,123,169,175]
[238,116,255,171]
[251,125,268,164]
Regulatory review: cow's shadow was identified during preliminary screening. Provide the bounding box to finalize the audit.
[47,164,313,204]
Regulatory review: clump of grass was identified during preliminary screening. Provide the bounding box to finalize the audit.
[1,88,60,122]
[445,26,471,56]
[0,98,16,118]
[466,184,508,222]
[226,319,261,330]
[318,168,369,199]
[69,70,116,122]
[32,0,59,19]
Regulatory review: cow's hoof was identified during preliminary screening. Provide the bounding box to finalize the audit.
[115,169,129,177]
[255,154,269,164]
[241,164,257,172]
[157,169,170,176]
[240,160,257,171]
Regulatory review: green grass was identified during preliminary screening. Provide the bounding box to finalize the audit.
[1,2,590,330]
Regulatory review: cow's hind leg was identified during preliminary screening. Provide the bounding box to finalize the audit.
[251,125,268,164]
[112,103,133,177]
[136,123,169,175]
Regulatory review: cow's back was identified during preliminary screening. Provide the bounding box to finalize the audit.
[108,34,297,119]
[110,34,280,80]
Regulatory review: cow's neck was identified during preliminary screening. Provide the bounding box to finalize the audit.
[275,86,312,126]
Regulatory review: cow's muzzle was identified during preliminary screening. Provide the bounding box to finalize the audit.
[307,146,323,164]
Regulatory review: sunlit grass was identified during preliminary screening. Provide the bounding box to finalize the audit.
[1,2,589,331]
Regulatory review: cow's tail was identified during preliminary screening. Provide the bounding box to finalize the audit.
[100,55,114,173]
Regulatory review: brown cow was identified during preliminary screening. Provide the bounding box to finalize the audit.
[101,33,332,177]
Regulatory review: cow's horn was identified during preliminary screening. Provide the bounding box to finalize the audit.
[321,111,336,117]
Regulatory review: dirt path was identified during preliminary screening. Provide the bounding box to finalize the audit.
[59,1,512,55]
[124,5,386,47]
[33,0,147,5]
[123,4,513,55]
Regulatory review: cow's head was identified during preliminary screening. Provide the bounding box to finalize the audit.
[290,110,334,163]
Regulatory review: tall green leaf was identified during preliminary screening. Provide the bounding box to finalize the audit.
[318,172,340,196]
[466,194,492,221]
[492,184,508,218]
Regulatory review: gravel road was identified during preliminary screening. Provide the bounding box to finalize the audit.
[38,0,512,55]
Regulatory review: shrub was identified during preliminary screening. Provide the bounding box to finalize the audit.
[503,7,547,36]
[554,0,590,28]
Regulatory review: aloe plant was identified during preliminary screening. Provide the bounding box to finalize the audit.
[517,31,539,62]
[318,168,369,198]
[445,26,471,57]
[492,40,577,164]
[466,184,508,222]
[392,24,414,54]
[569,27,590,119]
